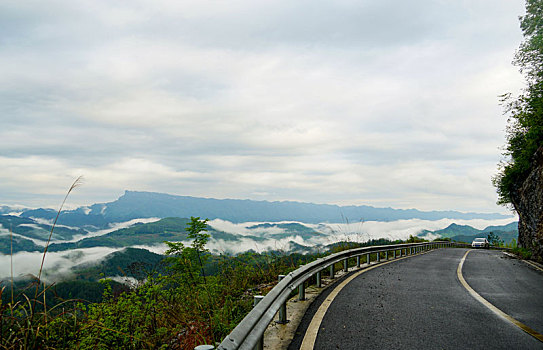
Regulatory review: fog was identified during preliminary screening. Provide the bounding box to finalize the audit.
[0,247,122,282]
[308,217,518,242]
[208,219,288,236]
[27,217,81,231]
[0,226,46,245]
[0,217,517,281]
[208,217,518,254]
[65,217,162,242]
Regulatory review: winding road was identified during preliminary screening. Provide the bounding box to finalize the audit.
[289,248,543,349]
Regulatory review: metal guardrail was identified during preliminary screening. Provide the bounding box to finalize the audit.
[198,241,452,350]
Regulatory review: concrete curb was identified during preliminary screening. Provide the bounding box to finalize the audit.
[502,251,543,272]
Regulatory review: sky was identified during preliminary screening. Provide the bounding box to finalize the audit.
[0,0,527,214]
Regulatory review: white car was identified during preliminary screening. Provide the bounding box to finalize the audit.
[471,237,489,248]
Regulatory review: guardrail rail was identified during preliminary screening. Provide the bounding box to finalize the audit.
[196,241,452,350]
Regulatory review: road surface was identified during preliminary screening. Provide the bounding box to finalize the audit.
[289,248,543,349]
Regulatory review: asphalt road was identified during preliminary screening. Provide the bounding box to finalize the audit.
[290,248,543,350]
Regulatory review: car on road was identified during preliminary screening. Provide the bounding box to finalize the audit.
[471,237,489,248]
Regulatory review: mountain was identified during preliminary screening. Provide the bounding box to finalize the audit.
[0,205,22,215]
[482,222,518,233]
[20,208,110,230]
[450,231,518,244]
[46,217,328,252]
[72,247,166,281]
[0,235,43,254]
[431,223,482,238]
[0,215,87,242]
[419,222,518,244]
[47,217,251,252]
[22,191,512,227]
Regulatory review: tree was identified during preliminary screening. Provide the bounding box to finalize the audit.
[487,232,504,247]
[494,0,543,207]
[163,216,210,285]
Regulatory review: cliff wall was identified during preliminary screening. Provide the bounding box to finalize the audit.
[513,146,543,262]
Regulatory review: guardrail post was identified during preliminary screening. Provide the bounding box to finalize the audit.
[253,296,265,350]
[344,258,348,272]
[367,253,370,265]
[299,281,306,301]
[376,252,380,262]
[316,271,321,288]
[385,250,388,260]
[356,255,360,268]
[330,264,335,279]
[277,275,288,324]
[393,249,397,258]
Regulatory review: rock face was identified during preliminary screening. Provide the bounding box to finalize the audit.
[512,146,543,262]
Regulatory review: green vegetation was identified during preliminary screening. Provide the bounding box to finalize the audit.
[2,214,431,349]
[494,0,543,206]
[0,235,42,254]
[418,222,517,241]
[0,214,87,242]
[512,246,533,260]
[487,232,504,247]
[46,217,257,252]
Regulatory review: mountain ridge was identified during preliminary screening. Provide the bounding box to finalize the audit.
[75,190,511,224]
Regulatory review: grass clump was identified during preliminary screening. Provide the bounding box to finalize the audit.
[511,246,533,260]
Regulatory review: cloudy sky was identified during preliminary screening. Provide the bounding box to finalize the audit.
[0,0,526,214]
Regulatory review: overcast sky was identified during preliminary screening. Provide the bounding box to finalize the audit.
[0,0,526,214]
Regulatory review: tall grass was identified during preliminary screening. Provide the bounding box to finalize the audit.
[1,176,83,350]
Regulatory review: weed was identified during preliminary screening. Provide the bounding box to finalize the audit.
[511,246,533,260]
[0,176,83,350]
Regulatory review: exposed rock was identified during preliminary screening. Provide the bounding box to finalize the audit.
[512,146,543,262]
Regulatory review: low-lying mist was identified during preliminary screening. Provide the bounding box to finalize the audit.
[0,217,516,282]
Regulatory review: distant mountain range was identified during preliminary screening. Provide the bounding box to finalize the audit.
[1,213,518,255]
[419,222,518,244]
[0,215,329,254]
[13,190,512,227]
[0,190,518,292]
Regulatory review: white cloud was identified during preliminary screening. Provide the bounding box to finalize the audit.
[0,217,517,280]
[66,217,162,242]
[0,0,526,215]
[0,247,121,282]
